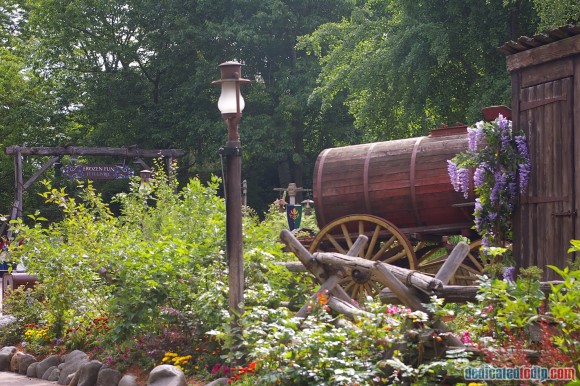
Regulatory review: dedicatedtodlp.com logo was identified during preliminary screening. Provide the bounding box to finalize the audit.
[465,366,575,382]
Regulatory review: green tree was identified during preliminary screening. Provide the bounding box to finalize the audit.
[300,0,538,141]
[10,0,355,215]
[532,0,579,30]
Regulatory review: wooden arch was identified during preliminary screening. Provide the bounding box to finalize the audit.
[3,145,185,236]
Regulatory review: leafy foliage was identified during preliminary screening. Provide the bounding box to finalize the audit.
[532,0,579,30]
[299,0,537,141]
[8,168,302,371]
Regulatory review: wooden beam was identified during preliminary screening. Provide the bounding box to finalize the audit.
[374,262,428,313]
[314,251,443,294]
[434,242,469,285]
[5,145,185,158]
[14,149,23,220]
[23,156,60,190]
[506,34,580,72]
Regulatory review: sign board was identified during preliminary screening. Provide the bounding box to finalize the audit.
[62,164,134,180]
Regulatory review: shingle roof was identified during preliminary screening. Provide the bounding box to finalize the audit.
[498,24,580,55]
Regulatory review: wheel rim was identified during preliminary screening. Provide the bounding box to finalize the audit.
[309,215,417,304]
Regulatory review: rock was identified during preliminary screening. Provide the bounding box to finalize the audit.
[57,350,89,385]
[37,354,61,378]
[27,361,39,377]
[118,374,138,386]
[77,360,103,386]
[96,367,122,386]
[0,346,16,371]
[205,378,229,386]
[43,365,57,380]
[18,353,36,374]
[147,365,187,386]
[48,367,61,382]
[68,371,80,386]
[10,351,24,372]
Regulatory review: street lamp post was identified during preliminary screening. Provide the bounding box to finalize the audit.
[213,61,251,317]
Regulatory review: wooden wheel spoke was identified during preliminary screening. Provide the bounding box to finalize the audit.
[372,235,396,261]
[362,283,374,299]
[350,284,361,301]
[418,259,446,270]
[382,248,410,265]
[365,224,382,260]
[458,265,481,275]
[358,221,365,237]
[466,252,485,271]
[342,280,356,293]
[341,224,353,250]
[417,248,442,264]
[325,233,347,254]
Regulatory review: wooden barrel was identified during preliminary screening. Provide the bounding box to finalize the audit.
[313,126,474,231]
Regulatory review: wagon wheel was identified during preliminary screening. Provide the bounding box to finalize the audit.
[309,215,417,304]
[415,239,485,285]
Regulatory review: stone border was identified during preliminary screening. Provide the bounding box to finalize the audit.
[0,346,201,386]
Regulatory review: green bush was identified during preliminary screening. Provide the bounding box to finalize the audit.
[8,165,305,373]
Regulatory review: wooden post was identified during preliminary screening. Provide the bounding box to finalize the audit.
[295,235,368,318]
[224,139,244,316]
[374,262,429,313]
[434,242,470,285]
[14,148,23,220]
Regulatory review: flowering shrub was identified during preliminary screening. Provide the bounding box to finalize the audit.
[214,298,475,385]
[161,351,193,372]
[448,115,530,257]
[24,324,51,345]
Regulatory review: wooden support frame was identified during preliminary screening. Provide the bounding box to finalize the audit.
[280,231,469,347]
[3,145,185,236]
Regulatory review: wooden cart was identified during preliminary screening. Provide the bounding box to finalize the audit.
[302,123,485,304]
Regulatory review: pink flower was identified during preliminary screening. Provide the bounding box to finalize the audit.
[460,331,472,344]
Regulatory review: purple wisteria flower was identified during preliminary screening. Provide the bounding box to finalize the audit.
[467,127,484,151]
[490,171,507,203]
[447,160,460,191]
[473,165,486,188]
[457,168,471,199]
[497,115,511,150]
[518,163,530,192]
[503,266,516,282]
[514,135,529,159]
[449,116,531,254]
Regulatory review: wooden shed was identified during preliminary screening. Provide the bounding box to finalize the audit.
[500,25,580,280]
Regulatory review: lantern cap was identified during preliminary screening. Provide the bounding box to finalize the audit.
[212,61,251,85]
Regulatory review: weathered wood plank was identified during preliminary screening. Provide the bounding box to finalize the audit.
[506,34,580,71]
[314,252,443,294]
[521,58,574,87]
[22,156,60,190]
[434,242,470,285]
